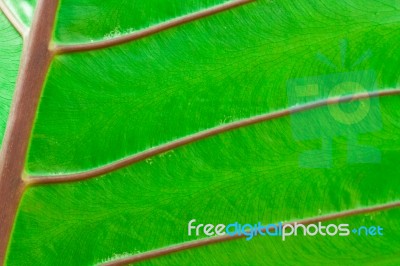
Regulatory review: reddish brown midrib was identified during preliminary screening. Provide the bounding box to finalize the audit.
[0,0,59,264]
[0,180,24,265]
[26,88,400,185]
[101,201,400,266]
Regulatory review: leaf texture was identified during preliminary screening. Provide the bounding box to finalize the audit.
[0,0,399,265]
[0,10,21,148]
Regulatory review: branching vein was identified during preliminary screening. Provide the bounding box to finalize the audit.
[0,0,27,37]
[53,0,254,54]
[26,88,400,186]
[100,201,400,265]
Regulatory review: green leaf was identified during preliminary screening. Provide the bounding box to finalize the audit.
[0,10,22,148]
[1,0,400,265]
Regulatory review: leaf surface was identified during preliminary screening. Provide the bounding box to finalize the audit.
[0,0,399,265]
[0,10,21,148]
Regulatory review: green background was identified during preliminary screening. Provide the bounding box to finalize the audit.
[1,0,399,265]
